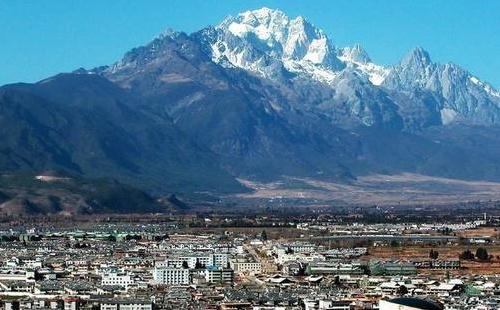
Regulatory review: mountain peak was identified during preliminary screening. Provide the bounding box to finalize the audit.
[221,7,289,30]
[157,28,182,40]
[219,7,313,44]
[401,46,432,68]
[240,7,287,19]
[339,44,372,63]
[211,7,344,81]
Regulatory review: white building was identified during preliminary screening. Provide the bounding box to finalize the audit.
[153,267,190,285]
[101,272,134,288]
[100,300,152,310]
[0,269,36,282]
[230,259,262,274]
[282,242,317,253]
[158,253,228,269]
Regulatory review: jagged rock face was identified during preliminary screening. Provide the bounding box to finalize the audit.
[207,7,344,82]
[97,27,357,180]
[194,8,500,128]
[383,47,500,125]
[337,45,389,86]
[102,8,500,130]
[339,44,372,64]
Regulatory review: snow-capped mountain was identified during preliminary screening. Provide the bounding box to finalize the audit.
[337,45,389,86]
[2,6,500,198]
[98,7,500,130]
[205,7,393,88]
[208,7,343,83]
[16,6,499,191]
[197,8,500,127]
[383,47,500,125]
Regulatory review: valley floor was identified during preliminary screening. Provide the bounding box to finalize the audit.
[236,173,500,206]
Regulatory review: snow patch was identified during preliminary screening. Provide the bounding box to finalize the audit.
[303,38,329,64]
[338,54,389,86]
[227,22,253,38]
[35,175,70,182]
[212,7,344,85]
[440,108,458,125]
[469,76,500,98]
[283,59,339,85]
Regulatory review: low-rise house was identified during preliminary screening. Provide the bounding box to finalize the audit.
[100,299,152,310]
[307,262,364,276]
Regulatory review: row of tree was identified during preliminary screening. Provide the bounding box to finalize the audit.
[428,247,493,261]
[460,247,490,261]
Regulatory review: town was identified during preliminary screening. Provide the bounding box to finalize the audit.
[0,209,499,310]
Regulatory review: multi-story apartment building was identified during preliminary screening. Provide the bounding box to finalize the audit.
[204,267,234,285]
[157,253,228,269]
[101,272,134,288]
[229,259,262,274]
[153,267,190,285]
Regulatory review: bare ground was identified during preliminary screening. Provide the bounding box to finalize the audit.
[235,173,500,205]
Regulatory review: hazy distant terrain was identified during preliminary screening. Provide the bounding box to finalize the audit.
[237,174,500,206]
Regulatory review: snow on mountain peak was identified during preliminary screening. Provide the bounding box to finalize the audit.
[207,6,499,106]
[338,45,389,86]
[339,44,371,63]
[382,47,437,91]
[382,46,500,126]
[157,28,181,39]
[238,7,287,25]
[209,7,346,84]
[219,7,334,63]
[222,7,289,43]
[469,76,500,98]
[388,46,500,101]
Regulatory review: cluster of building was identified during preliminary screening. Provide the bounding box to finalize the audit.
[0,225,498,309]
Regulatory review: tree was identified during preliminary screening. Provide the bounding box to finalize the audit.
[434,250,439,259]
[125,234,141,241]
[390,240,400,247]
[195,260,205,269]
[260,230,268,241]
[429,249,439,260]
[397,285,409,296]
[476,247,489,261]
[459,249,475,260]
[182,261,189,269]
[334,275,341,286]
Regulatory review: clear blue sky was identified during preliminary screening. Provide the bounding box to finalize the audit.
[1,0,499,87]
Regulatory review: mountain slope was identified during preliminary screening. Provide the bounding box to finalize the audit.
[0,171,165,216]
[93,7,500,184]
[99,30,357,180]
[0,73,244,194]
[383,47,500,125]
